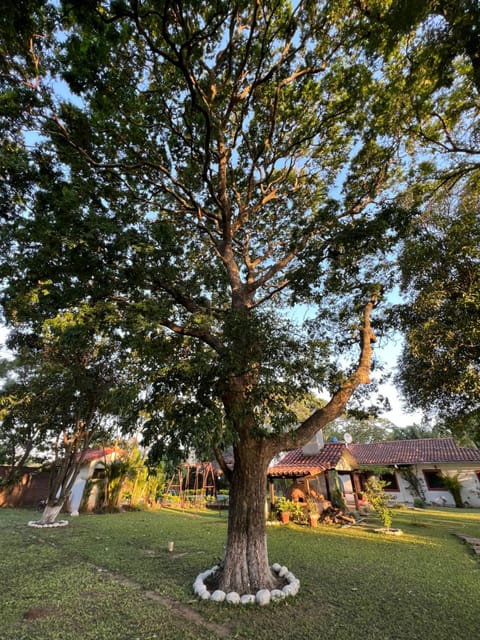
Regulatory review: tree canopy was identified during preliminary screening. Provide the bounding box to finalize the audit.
[396,188,480,443]
[359,1,480,441]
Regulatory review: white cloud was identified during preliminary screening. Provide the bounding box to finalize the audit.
[378,382,423,427]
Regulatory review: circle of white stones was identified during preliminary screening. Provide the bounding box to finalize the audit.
[27,520,69,528]
[193,563,300,606]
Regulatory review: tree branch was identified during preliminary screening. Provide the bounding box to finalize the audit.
[271,294,378,451]
[162,320,224,354]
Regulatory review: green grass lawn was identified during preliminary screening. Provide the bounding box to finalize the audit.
[0,505,479,640]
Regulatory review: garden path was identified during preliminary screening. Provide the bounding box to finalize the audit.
[454,533,480,558]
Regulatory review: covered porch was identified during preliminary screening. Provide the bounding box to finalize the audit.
[267,442,363,514]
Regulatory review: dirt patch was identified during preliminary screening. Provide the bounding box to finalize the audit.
[23,607,54,620]
[96,567,233,638]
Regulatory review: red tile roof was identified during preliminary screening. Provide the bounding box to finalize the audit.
[267,438,480,477]
[81,447,124,463]
[268,442,347,477]
[350,438,480,465]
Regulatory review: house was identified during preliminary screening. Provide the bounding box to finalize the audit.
[0,447,124,513]
[268,436,480,509]
[68,447,124,515]
[267,433,362,509]
[350,438,480,508]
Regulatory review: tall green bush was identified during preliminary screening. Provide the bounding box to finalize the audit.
[363,476,394,530]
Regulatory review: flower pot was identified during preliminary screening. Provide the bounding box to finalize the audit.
[309,515,319,527]
[280,512,290,524]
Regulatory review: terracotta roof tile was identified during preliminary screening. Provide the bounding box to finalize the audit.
[350,438,480,465]
[268,442,346,477]
[81,447,124,463]
[267,438,480,477]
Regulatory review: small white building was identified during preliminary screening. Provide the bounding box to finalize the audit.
[350,438,480,508]
[68,447,123,515]
[269,437,480,509]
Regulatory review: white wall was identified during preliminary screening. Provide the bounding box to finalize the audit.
[386,464,480,508]
[68,460,106,514]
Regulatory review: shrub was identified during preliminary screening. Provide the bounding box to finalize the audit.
[363,476,394,530]
[274,497,302,521]
[441,473,464,508]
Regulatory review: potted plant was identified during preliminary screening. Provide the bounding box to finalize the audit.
[276,497,294,524]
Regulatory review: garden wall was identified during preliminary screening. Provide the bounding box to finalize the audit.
[0,466,50,508]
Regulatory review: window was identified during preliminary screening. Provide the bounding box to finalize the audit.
[423,469,446,490]
[92,466,106,480]
[379,472,399,492]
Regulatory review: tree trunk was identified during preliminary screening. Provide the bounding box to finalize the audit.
[218,440,276,595]
[38,502,64,525]
[213,297,378,595]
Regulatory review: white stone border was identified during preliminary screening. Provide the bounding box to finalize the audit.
[374,527,403,535]
[193,562,300,606]
[27,520,69,528]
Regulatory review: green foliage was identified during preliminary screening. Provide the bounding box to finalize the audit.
[363,476,394,530]
[99,446,167,510]
[0,356,52,471]
[275,497,294,515]
[437,412,480,449]
[389,424,445,441]
[398,465,426,502]
[1,0,458,590]
[324,413,396,444]
[290,502,307,524]
[0,304,144,508]
[396,190,480,436]
[275,497,302,520]
[441,473,464,508]
[102,458,131,511]
[0,0,411,460]
[413,497,426,509]
[329,470,347,510]
[357,1,480,438]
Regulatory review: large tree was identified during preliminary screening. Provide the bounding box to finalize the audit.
[1,1,413,593]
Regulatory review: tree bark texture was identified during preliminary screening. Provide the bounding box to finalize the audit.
[38,503,64,525]
[214,297,378,594]
[218,440,275,594]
